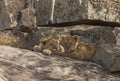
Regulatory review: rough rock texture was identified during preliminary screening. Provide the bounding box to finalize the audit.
[17,6,37,32]
[35,0,52,25]
[36,0,120,25]
[0,0,36,30]
[0,0,10,29]
[93,44,120,72]
[0,0,120,28]
[70,26,116,45]
[113,27,120,46]
[0,45,120,81]
[0,0,25,29]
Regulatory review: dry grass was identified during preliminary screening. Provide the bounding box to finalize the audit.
[0,31,39,50]
[0,32,21,47]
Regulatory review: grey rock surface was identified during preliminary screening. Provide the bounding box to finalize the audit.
[0,0,10,29]
[0,0,25,29]
[0,0,120,28]
[93,44,120,72]
[17,6,37,31]
[113,27,120,46]
[70,26,116,45]
[0,0,36,29]
[0,45,120,81]
[36,0,120,25]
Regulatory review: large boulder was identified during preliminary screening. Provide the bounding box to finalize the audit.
[0,45,120,81]
[36,0,120,25]
[0,0,10,29]
[0,0,119,28]
[0,0,25,29]
[93,44,120,72]
[17,6,37,32]
[70,26,116,45]
[0,0,36,30]
[113,27,120,46]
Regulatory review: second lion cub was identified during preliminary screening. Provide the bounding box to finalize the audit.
[34,34,96,61]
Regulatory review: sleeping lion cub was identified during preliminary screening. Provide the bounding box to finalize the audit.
[34,34,96,61]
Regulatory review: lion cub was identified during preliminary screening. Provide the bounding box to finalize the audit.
[34,34,96,61]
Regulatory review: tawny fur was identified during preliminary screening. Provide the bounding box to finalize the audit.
[34,34,96,61]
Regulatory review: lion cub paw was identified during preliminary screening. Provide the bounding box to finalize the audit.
[43,49,52,55]
[34,45,42,52]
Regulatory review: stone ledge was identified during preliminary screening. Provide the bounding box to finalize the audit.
[36,0,120,25]
[93,44,120,72]
[0,45,120,81]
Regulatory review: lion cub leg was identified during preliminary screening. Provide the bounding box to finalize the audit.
[34,44,44,52]
[81,45,96,61]
[42,49,52,55]
[58,45,65,53]
[42,44,65,55]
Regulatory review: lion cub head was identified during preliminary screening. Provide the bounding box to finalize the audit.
[34,34,65,55]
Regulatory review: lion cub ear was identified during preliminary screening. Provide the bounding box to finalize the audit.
[40,38,48,45]
[54,34,61,40]
[73,35,80,42]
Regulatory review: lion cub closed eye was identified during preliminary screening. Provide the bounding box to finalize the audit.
[34,34,96,61]
[34,34,65,55]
